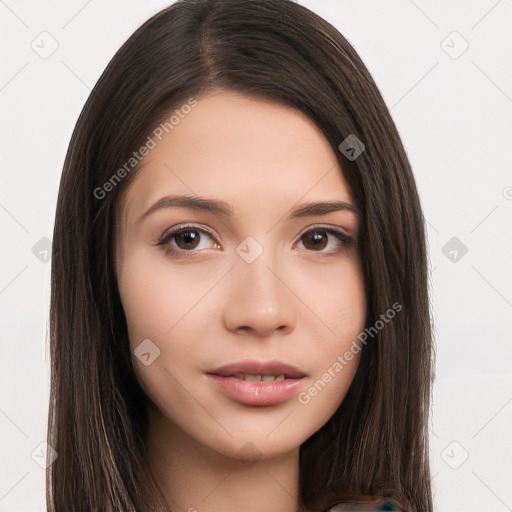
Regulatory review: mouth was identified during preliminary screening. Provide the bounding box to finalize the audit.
[205,359,307,406]
[225,373,289,382]
[207,359,307,379]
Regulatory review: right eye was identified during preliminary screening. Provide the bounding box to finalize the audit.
[157,224,220,257]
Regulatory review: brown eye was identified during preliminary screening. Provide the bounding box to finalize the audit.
[157,224,218,257]
[302,230,329,251]
[174,229,202,250]
[298,228,352,253]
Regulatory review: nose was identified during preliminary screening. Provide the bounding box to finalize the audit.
[223,250,297,338]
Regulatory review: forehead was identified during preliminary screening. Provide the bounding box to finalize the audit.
[118,91,355,229]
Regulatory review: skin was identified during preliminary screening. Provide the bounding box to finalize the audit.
[115,91,367,512]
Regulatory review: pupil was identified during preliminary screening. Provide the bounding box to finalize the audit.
[177,230,199,249]
[305,230,327,250]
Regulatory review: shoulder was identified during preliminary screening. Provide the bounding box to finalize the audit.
[324,498,404,511]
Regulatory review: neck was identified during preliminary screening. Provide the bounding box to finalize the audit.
[144,406,305,512]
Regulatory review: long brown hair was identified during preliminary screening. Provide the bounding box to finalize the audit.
[47,1,435,510]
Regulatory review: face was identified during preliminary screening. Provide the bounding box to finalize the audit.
[115,91,366,462]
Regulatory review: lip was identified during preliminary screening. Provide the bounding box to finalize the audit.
[207,359,307,379]
[205,359,307,406]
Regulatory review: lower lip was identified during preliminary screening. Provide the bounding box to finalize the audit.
[206,374,305,406]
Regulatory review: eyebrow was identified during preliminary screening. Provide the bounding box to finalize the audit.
[137,194,359,225]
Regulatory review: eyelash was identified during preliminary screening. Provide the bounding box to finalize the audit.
[156,223,353,259]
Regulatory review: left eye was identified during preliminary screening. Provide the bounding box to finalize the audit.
[157,225,352,257]
[297,228,352,253]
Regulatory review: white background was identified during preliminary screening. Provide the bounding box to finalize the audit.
[0,1,511,510]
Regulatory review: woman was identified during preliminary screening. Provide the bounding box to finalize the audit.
[47,1,435,511]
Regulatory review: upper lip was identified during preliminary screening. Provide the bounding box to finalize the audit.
[207,359,307,379]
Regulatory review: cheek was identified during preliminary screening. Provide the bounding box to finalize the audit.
[117,251,211,429]
[294,257,366,414]
[117,248,213,340]
[117,248,216,399]
[298,253,366,338]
